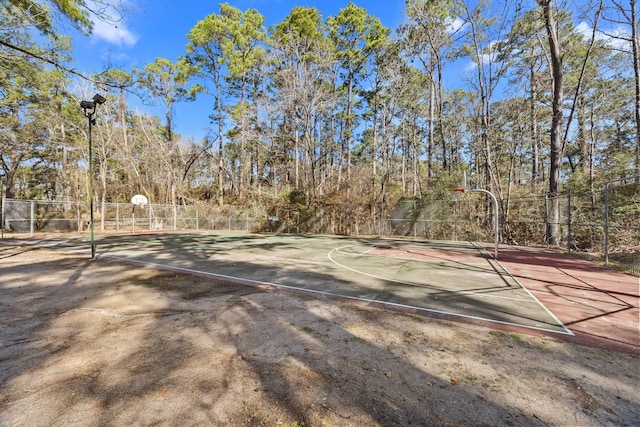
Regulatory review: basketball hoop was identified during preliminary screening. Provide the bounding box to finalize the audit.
[451,172,468,193]
[131,194,148,207]
[131,194,148,235]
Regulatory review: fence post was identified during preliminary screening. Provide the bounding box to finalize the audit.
[173,205,177,231]
[30,200,35,236]
[413,199,417,239]
[451,200,455,240]
[567,190,572,254]
[604,182,610,266]
[498,199,504,244]
[116,203,120,232]
[196,208,199,230]
[1,197,5,239]
[77,203,81,234]
[544,195,549,246]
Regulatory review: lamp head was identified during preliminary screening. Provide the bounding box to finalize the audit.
[80,100,95,110]
[93,93,106,104]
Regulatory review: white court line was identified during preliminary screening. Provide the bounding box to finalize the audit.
[329,244,573,335]
[327,245,533,302]
[21,237,572,335]
[102,253,572,336]
[484,255,573,336]
[467,242,572,335]
[340,245,491,265]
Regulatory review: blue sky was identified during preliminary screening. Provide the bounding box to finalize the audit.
[69,0,407,141]
[68,0,626,142]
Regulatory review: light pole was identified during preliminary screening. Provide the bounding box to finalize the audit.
[80,93,106,260]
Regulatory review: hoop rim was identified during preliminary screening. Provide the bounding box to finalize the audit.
[131,194,149,206]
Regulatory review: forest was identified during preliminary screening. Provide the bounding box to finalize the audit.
[1,0,639,256]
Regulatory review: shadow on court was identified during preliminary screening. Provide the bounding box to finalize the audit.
[6,243,638,425]
[0,245,544,425]
[9,231,638,353]
[28,232,570,335]
[489,245,639,354]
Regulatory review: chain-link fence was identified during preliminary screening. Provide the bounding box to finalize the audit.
[381,198,493,242]
[0,199,268,236]
[2,176,639,274]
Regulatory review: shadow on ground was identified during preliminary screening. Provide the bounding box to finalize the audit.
[1,243,638,426]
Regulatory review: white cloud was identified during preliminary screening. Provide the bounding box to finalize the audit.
[464,40,501,72]
[575,21,631,51]
[100,50,130,64]
[463,60,477,73]
[91,19,138,48]
[575,21,591,38]
[446,17,466,35]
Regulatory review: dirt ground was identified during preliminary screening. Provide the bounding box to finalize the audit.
[1,245,638,426]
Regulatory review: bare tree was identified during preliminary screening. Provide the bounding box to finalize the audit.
[602,0,640,175]
[537,0,564,246]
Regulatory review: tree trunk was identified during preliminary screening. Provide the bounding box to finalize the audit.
[413,122,419,196]
[428,75,435,179]
[372,95,378,177]
[294,121,300,188]
[118,88,132,193]
[437,62,448,171]
[578,95,589,175]
[346,76,353,196]
[216,88,224,206]
[530,67,540,186]
[538,0,564,246]
[631,0,640,176]
[3,166,16,199]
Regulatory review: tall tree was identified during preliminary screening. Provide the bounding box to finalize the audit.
[505,9,549,187]
[270,6,335,197]
[183,5,233,206]
[602,0,640,175]
[96,69,135,195]
[460,0,510,197]
[537,0,564,246]
[218,5,266,200]
[327,2,390,192]
[0,13,73,199]
[400,0,459,179]
[137,58,197,144]
[137,58,200,204]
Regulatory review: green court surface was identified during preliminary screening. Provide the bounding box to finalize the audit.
[30,231,570,334]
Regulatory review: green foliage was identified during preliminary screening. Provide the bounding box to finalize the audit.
[273,6,323,44]
[1,0,639,270]
[327,2,390,78]
[3,0,92,35]
[97,69,133,91]
[272,6,329,64]
[0,20,77,199]
[287,190,307,206]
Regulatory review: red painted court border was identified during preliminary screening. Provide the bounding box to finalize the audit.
[488,245,640,354]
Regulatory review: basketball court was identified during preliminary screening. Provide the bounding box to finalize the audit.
[7,233,557,322]
[6,230,638,353]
